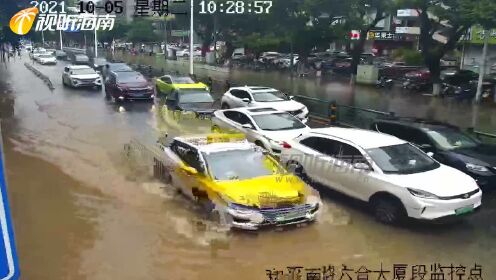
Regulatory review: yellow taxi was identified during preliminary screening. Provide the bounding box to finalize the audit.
[158,133,321,230]
[155,75,208,96]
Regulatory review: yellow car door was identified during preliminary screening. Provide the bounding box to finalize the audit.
[170,141,208,200]
[156,76,173,96]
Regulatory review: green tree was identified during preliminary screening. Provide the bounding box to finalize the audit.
[125,19,156,43]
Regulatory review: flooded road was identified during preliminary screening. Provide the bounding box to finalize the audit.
[1,56,496,279]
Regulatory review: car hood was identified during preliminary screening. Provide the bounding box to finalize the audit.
[178,102,216,113]
[71,74,100,79]
[215,174,306,207]
[383,164,479,197]
[261,127,310,142]
[254,100,305,112]
[119,81,149,88]
[452,144,496,166]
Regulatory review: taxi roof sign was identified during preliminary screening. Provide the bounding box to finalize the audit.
[180,133,247,146]
[0,127,19,279]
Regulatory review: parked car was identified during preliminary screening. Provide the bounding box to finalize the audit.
[220,86,309,123]
[371,119,496,189]
[37,53,57,65]
[55,50,67,60]
[71,54,90,65]
[30,51,46,61]
[176,47,201,57]
[102,62,133,79]
[280,127,482,224]
[62,65,102,89]
[402,69,432,92]
[164,88,216,118]
[104,71,154,101]
[212,107,310,155]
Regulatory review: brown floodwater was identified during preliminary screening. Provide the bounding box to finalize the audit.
[0,55,495,280]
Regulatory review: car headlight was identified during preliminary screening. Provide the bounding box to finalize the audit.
[466,163,489,172]
[407,188,439,199]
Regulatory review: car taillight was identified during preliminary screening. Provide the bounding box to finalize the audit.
[281,141,292,149]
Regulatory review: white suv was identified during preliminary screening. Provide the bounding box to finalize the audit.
[212,107,310,155]
[280,127,482,224]
[221,86,309,123]
[62,65,102,89]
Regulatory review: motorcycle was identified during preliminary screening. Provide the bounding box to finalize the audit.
[376,76,394,88]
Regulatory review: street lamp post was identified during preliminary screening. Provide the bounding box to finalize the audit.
[189,0,194,75]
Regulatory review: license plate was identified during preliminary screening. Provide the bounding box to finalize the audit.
[276,212,303,222]
[455,205,474,215]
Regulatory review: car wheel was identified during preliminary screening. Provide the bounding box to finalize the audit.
[62,78,67,87]
[370,195,406,224]
[221,103,230,109]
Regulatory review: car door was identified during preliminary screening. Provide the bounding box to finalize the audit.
[297,137,345,192]
[161,76,173,94]
[62,67,69,83]
[105,73,116,96]
[235,112,259,142]
[170,141,206,200]
[333,141,375,200]
[165,90,179,110]
[237,90,253,107]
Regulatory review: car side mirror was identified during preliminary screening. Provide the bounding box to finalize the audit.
[241,98,251,103]
[241,123,254,129]
[181,166,198,175]
[353,162,371,171]
[289,95,295,100]
[426,152,434,157]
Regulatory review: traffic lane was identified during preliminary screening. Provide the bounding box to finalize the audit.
[9,56,496,278]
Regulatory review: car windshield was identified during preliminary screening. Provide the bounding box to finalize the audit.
[367,143,440,174]
[178,91,214,103]
[117,72,146,83]
[172,77,195,84]
[110,64,132,71]
[252,113,306,131]
[204,149,285,180]
[425,128,479,150]
[71,68,96,75]
[252,91,288,102]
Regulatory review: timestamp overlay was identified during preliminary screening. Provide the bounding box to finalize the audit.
[199,0,272,14]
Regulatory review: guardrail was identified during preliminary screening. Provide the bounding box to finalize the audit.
[334,105,395,129]
[24,63,55,90]
[467,128,496,144]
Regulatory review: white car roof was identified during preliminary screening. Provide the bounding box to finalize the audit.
[229,86,278,93]
[175,135,255,154]
[223,107,285,116]
[308,127,406,149]
[68,65,92,70]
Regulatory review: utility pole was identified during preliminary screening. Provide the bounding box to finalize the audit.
[189,0,194,75]
[59,30,63,50]
[41,30,45,47]
[475,30,489,103]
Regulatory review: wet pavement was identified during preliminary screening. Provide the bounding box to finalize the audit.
[1,55,496,279]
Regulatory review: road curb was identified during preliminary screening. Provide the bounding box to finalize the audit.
[24,63,55,90]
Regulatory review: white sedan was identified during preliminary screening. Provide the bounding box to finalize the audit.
[220,86,309,123]
[211,107,311,155]
[37,53,57,65]
[280,127,482,224]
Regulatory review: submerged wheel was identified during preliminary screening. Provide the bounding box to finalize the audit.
[286,161,312,184]
[370,195,406,224]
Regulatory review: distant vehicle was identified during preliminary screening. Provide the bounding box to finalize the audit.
[30,51,46,61]
[212,107,310,155]
[37,53,57,65]
[440,57,458,67]
[62,65,102,89]
[44,49,56,55]
[104,71,154,101]
[72,54,90,65]
[155,75,208,96]
[55,50,67,60]
[259,52,281,64]
[176,48,201,57]
[102,62,133,79]
[441,69,478,86]
[220,86,309,123]
[371,119,496,189]
[91,57,108,72]
[232,48,245,60]
[281,127,482,224]
[156,133,321,230]
[164,88,216,118]
[402,69,432,92]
